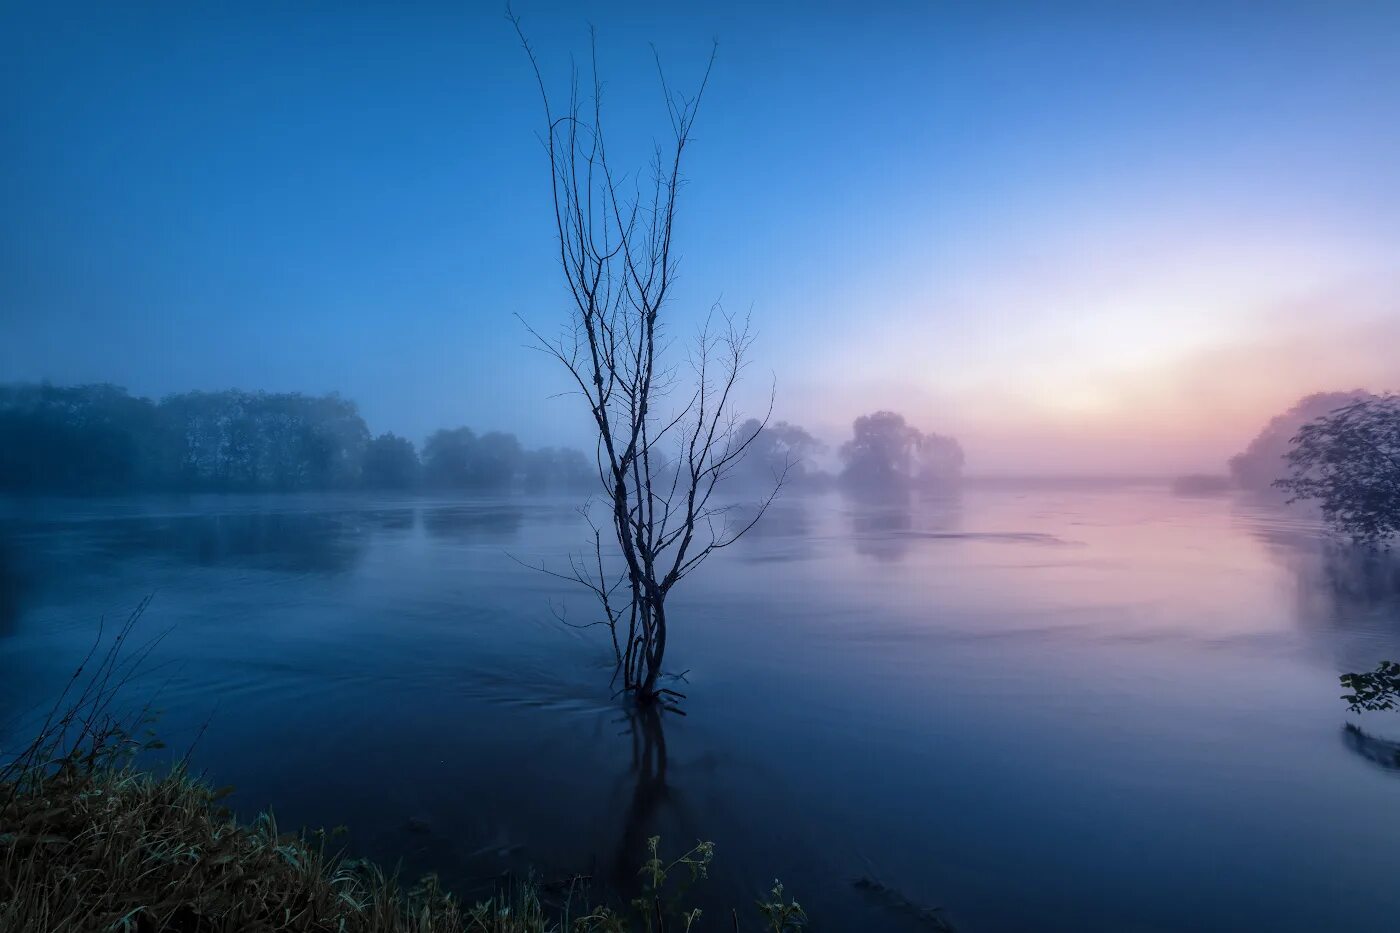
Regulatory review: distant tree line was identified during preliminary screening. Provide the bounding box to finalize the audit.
[0,383,595,494]
[1228,388,1400,538]
[720,411,964,494]
[0,383,967,499]
[837,410,964,492]
[1230,390,1374,493]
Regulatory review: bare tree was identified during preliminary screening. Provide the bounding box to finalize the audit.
[511,14,784,706]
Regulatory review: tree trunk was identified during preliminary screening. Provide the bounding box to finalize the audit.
[638,600,667,701]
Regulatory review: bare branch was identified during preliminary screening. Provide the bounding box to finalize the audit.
[514,21,774,704]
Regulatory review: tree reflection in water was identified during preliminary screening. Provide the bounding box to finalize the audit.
[1253,520,1400,673]
[846,487,963,564]
[610,703,680,894]
[1342,723,1400,774]
[1253,518,1400,774]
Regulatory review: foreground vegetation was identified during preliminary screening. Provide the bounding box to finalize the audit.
[0,609,807,932]
[1,748,809,931]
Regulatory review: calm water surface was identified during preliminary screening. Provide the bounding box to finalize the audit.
[3,484,1400,931]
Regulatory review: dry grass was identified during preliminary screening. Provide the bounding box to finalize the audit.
[0,737,811,932]
[0,602,808,932]
[2,757,459,931]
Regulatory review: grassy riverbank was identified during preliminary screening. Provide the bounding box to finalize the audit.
[0,731,809,933]
[0,605,808,932]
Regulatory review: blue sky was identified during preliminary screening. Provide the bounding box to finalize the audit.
[4,1,1398,472]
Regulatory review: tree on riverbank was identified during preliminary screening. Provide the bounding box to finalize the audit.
[363,432,422,489]
[512,17,783,704]
[1276,393,1400,545]
[725,419,829,490]
[838,411,964,495]
[0,383,591,495]
[1276,394,1400,717]
[1230,390,1373,493]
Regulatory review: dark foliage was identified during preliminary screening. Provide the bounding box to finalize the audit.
[521,446,594,493]
[363,433,422,489]
[1230,390,1374,492]
[0,383,592,495]
[422,428,523,491]
[1275,394,1400,544]
[157,389,371,491]
[0,384,369,493]
[725,419,829,490]
[1341,661,1400,713]
[838,411,963,493]
[0,384,159,493]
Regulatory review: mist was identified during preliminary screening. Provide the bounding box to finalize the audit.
[5,5,1398,479]
[5,4,1400,932]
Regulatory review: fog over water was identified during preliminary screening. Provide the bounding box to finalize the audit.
[5,3,1400,475]
[4,484,1400,931]
[4,3,1400,930]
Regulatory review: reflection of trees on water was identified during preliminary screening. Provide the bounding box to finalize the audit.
[1342,723,1400,774]
[612,704,668,889]
[608,705,698,896]
[845,488,962,563]
[849,494,912,563]
[1253,518,1400,673]
[356,508,417,531]
[89,510,383,574]
[1246,510,1400,778]
[421,504,523,542]
[736,499,811,540]
[0,505,429,634]
[726,497,816,563]
[0,498,529,640]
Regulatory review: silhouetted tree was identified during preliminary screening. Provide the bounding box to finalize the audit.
[362,432,420,489]
[421,427,524,490]
[0,381,596,496]
[1,384,383,493]
[1231,390,1373,492]
[1273,394,1400,717]
[914,430,965,488]
[513,17,781,704]
[0,383,158,492]
[472,430,524,489]
[422,427,478,489]
[1342,663,1400,714]
[156,390,369,491]
[839,411,963,494]
[1276,393,1400,544]
[522,446,594,492]
[727,419,827,489]
[292,393,372,489]
[841,411,920,489]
